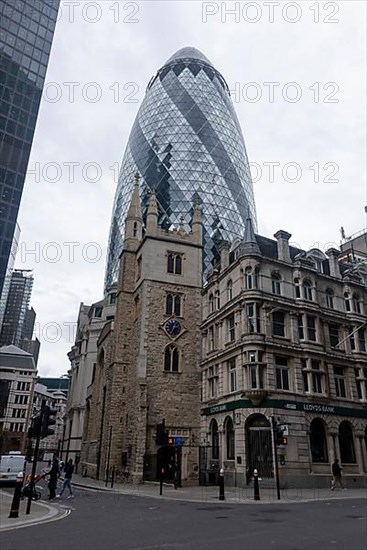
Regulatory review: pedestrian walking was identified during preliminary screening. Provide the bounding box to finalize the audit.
[331,458,345,490]
[56,459,74,499]
[47,455,60,500]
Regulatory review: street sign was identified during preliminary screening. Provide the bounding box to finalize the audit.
[280,424,289,436]
[172,436,183,446]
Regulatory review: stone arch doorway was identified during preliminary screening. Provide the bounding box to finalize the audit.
[246,414,273,480]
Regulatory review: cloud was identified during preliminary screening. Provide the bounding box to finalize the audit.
[15,0,366,376]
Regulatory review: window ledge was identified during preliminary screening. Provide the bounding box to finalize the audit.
[162,370,182,375]
[224,340,236,347]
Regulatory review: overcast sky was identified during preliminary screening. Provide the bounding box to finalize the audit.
[15,0,366,377]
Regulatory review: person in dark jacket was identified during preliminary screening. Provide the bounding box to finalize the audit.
[331,459,345,490]
[56,459,74,498]
[48,455,60,500]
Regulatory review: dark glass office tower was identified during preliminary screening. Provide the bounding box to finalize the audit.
[0,269,33,347]
[105,47,257,289]
[0,0,60,295]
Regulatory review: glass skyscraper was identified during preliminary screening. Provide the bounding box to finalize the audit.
[0,268,33,347]
[0,0,60,296]
[105,47,257,289]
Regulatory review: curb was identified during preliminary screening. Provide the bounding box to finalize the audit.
[72,481,367,506]
[0,491,72,532]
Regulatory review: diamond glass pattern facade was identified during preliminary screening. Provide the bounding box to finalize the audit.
[105,47,257,289]
[0,0,60,296]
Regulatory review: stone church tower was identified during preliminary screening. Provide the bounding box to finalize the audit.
[81,175,203,484]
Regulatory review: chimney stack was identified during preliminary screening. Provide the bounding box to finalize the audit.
[325,248,341,278]
[274,230,292,262]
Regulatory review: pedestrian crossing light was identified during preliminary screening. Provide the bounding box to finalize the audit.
[156,422,168,445]
[276,427,288,446]
[41,405,57,438]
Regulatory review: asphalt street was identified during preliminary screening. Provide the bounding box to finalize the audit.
[1,488,366,550]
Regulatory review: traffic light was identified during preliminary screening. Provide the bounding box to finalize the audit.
[28,416,41,439]
[276,427,284,445]
[156,422,168,445]
[41,405,57,438]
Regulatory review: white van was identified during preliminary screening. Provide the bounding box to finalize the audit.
[0,452,25,485]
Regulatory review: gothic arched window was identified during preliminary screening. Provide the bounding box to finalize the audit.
[164,346,180,372]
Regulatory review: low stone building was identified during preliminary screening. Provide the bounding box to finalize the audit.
[200,220,367,488]
[62,290,117,469]
[81,177,203,484]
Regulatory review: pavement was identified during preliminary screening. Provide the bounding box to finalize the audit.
[0,488,71,532]
[1,473,366,532]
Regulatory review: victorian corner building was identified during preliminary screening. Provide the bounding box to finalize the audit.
[200,227,367,488]
[76,48,367,488]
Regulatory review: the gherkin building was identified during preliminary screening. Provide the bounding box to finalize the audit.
[105,47,257,289]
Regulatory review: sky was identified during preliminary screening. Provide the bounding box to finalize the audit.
[14,0,366,377]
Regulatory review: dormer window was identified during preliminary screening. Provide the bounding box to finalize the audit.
[94,307,102,318]
[109,293,117,305]
[133,221,138,237]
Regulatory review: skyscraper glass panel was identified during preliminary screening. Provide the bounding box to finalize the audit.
[0,0,60,295]
[105,47,257,289]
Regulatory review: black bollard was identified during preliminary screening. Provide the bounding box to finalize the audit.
[219,468,225,501]
[111,466,115,488]
[9,472,24,518]
[159,468,164,496]
[253,469,260,501]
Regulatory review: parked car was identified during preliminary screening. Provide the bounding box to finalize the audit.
[0,452,25,486]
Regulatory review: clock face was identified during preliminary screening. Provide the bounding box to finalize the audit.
[165,319,182,336]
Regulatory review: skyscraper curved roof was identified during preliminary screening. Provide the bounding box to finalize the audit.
[165,46,213,66]
[105,47,257,289]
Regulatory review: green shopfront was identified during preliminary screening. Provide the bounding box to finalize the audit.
[200,398,367,489]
